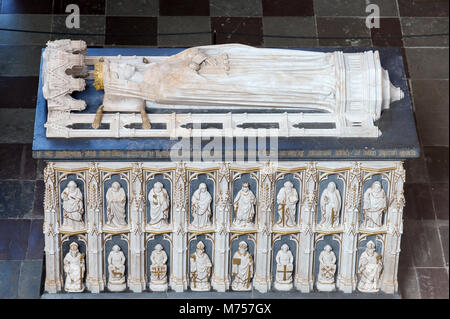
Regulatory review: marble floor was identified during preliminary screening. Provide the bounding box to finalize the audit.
[0,0,448,299]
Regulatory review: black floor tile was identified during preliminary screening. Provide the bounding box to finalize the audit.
[405,48,449,79]
[401,17,449,47]
[106,0,159,17]
[314,0,399,17]
[431,183,449,220]
[316,17,372,47]
[416,267,449,299]
[405,183,436,220]
[0,219,30,260]
[211,17,263,46]
[371,18,403,47]
[0,180,35,218]
[1,0,53,14]
[405,156,430,184]
[409,220,446,268]
[159,0,210,16]
[105,16,157,46]
[210,0,263,17]
[32,180,44,219]
[424,147,449,183]
[53,0,105,15]
[0,144,36,180]
[0,260,20,298]
[397,267,420,299]
[438,224,449,266]
[398,0,449,17]
[0,77,39,109]
[26,220,44,260]
[262,0,314,16]
[51,15,105,46]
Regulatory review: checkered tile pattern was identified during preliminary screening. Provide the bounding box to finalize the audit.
[0,0,448,299]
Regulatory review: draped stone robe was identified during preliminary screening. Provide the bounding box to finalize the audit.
[64,251,85,291]
[106,187,127,227]
[232,250,254,290]
[363,187,387,228]
[233,189,256,226]
[61,186,84,229]
[191,189,212,228]
[103,44,337,111]
[190,250,212,288]
[276,186,299,227]
[149,188,170,227]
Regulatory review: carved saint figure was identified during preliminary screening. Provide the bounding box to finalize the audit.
[274,244,294,290]
[149,244,168,291]
[358,241,383,292]
[233,183,256,228]
[231,241,254,291]
[363,181,387,229]
[319,182,341,228]
[189,241,212,291]
[61,181,84,230]
[106,182,127,227]
[317,245,337,292]
[276,181,299,227]
[107,245,126,291]
[63,242,85,292]
[148,182,170,228]
[191,183,212,228]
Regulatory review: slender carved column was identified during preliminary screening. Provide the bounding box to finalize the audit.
[337,162,361,293]
[381,162,405,293]
[85,163,104,293]
[128,163,146,292]
[296,162,318,292]
[170,162,188,292]
[212,162,231,292]
[43,163,63,293]
[254,162,274,293]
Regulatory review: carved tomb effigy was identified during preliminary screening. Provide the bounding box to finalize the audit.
[33,40,419,296]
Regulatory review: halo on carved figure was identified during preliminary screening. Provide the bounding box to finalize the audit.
[272,235,297,291]
[317,175,344,231]
[189,173,215,231]
[59,175,86,232]
[103,175,129,232]
[231,172,258,232]
[314,234,341,292]
[230,235,256,291]
[61,235,87,293]
[188,235,214,291]
[104,234,128,292]
[146,176,172,231]
[357,236,384,293]
[361,175,389,231]
[274,175,301,231]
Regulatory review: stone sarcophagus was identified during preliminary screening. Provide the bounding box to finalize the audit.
[33,43,419,297]
[42,161,405,294]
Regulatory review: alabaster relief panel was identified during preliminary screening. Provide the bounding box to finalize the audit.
[314,234,341,292]
[356,234,385,293]
[146,234,171,291]
[317,174,345,231]
[361,173,390,231]
[104,234,129,292]
[188,172,215,231]
[231,171,258,231]
[229,234,256,291]
[59,173,86,233]
[61,234,87,293]
[145,172,173,231]
[272,234,298,291]
[188,234,214,291]
[103,173,129,231]
[273,172,302,230]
